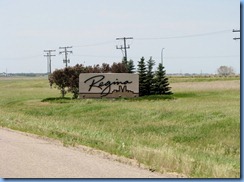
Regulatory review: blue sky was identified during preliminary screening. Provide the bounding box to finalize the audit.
[0,0,240,74]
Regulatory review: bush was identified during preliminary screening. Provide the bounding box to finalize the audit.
[49,64,86,98]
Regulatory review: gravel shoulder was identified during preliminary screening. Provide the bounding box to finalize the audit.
[0,127,184,178]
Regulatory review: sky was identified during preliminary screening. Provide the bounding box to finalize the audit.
[0,0,240,74]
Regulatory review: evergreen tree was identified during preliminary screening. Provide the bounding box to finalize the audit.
[145,57,155,95]
[122,56,127,66]
[121,57,135,73]
[154,63,173,95]
[127,59,135,73]
[137,57,147,96]
[121,57,128,72]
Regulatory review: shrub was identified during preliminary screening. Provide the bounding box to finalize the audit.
[49,64,86,98]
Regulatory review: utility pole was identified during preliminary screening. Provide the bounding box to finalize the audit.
[233,29,240,40]
[44,50,56,74]
[161,48,165,66]
[59,46,73,67]
[116,37,133,63]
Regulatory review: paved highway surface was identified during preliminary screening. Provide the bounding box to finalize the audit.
[0,127,182,178]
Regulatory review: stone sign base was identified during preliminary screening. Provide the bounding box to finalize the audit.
[79,92,139,99]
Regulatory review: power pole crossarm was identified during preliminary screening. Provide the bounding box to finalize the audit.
[59,46,73,67]
[44,50,56,74]
[232,29,240,40]
[116,37,133,63]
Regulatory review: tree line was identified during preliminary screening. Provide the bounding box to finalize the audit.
[49,57,172,98]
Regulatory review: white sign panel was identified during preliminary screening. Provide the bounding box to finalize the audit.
[79,73,139,98]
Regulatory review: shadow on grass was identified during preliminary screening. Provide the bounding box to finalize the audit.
[41,97,72,103]
[123,94,175,101]
[125,93,198,101]
[173,92,198,98]
[42,93,196,103]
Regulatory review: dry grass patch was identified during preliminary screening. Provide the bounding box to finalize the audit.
[171,80,240,92]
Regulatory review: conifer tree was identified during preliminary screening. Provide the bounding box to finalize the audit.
[122,56,127,65]
[154,63,173,95]
[122,57,135,73]
[137,57,147,96]
[145,57,155,95]
[127,59,135,73]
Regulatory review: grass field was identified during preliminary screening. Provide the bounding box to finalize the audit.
[0,76,240,178]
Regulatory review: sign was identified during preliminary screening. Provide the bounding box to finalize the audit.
[79,73,139,98]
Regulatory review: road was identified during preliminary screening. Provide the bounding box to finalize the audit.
[0,127,181,178]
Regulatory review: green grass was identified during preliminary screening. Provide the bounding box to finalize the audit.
[0,76,240,178]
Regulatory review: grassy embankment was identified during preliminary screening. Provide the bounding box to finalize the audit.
[0,76,240,178]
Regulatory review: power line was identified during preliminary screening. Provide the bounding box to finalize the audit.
[116,37,133,62]
[44,50,56,74]
[68,29,233,49]
[0,55,41,61]
[72,54,119,58]
[164,55,239,60]
[73,41,115,48]
[0,29,237,66]
[72,53,239,60]
[59,46,72,67]
[135,29,231,40]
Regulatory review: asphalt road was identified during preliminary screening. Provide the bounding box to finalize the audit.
[0,127,181,178]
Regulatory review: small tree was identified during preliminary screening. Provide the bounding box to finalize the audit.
[153,63,172,95]
[137,57,147,96]
[49,64,86,98]
[101,63,111,73]
[49,68,69,97]
[111,62,127,73]
[127,59,135,73]
[67,64,86,99]
[217,66,235,76]
[122,57,128,67]
[92,64,102,73]
[121,57,135,73]
[145,57,155,95]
